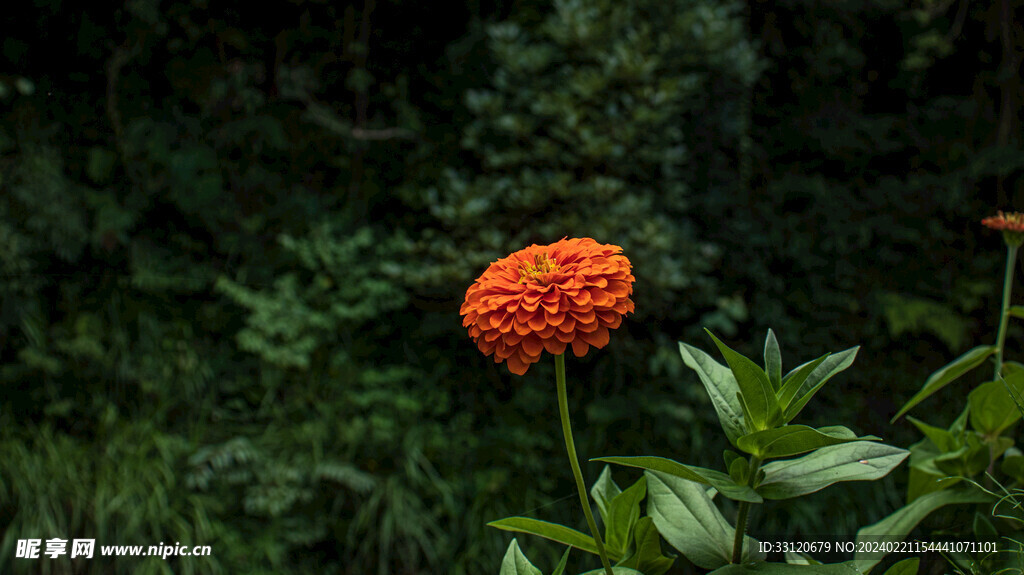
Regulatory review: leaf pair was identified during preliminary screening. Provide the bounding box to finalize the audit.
[590,468,675,575]
[491,469,675,575]
[735,425,879,461]
[596,442,908,502]
[681,329,859,443]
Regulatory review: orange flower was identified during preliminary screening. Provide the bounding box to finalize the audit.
[460,238,635,375]
[982,211,1024,232]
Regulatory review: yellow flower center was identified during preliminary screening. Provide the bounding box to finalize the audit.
[518,252,561,284]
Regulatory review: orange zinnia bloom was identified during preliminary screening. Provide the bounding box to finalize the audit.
[460,237,635,375]
[982,211,1024,232]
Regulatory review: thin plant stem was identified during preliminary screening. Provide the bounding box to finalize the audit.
[732,456,762,564]
[988,243,1019,481]
[994,244,1019,380]
[555,353,614,575]
[732,501,751,564]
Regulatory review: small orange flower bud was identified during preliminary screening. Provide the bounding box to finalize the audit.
[982,211,1024,247]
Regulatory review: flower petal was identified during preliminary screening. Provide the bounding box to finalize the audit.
[527,314,548,332]
[515,306,534,324]
[535,324,556,339]
[571,338,590,357]
[521,335,544,357]
[506,354,529,375]
[555,329,575,343]
[579,326,610,348]
[543,338,567,355]
[498,313,515,333]
[570,290,591,306]
[589,288,613,307]
[570,309,596,324]
[545,310,566,326]
[557,316,576,332]
[601,314,622,329]
[475,313,491,329]
[513,319,532,336]
[605,280,630,297]
[494,340,514,359]
[479,338,497,355]
[489,311,508,329]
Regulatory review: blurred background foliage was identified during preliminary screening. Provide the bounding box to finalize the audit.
[0,0,1022,573]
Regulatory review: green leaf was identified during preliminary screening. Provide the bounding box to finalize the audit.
[776,354,829,415]
[764,329,783,392]
[931,434,1007,477]
[578,568,644,575]
[1002,454,1024,482]
[706,329,781,431]
[737,391,758,435]
[614,516,676,575]
[1009,305,1024,319]
[973,511,998,542]
[851,487,993,572]
[907,468,960,503]
[723,449,743,472]
[729,456,749,485]
[736,425,877,460]
[593,456,762,503]
[1001,373,1024,420]
[782,348,858,424]
[679,341,748,443]
[590,466,622,527]
[881,558,920,575]
[708,561,864,574]
[500,539,543,575]
[757,442,908,500]
[906,416,957,453]
[604,475,647,557]
[785,346,858,404]
[891,345,998,421]
[906,439,961,501]
[487,517,614,559]
[551,547,571,575]
[1003,361,1024,376]
[969,372,1024,435]
[645,470,764,570]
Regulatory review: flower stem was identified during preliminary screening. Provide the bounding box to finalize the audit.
[732,456,762,564]
[732,501,750,564]
[994,244,1019,380]
[555,353,614,575]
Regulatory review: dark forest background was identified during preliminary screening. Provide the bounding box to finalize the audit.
[1,0,1022,573]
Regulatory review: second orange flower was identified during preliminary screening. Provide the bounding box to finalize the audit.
[460,237,635,375]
